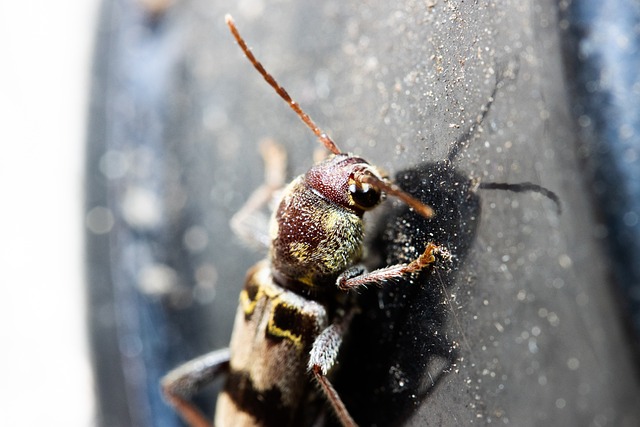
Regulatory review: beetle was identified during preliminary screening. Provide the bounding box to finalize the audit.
[161,14,453,427]
[161,14,561,427]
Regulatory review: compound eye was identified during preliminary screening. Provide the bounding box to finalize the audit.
[348,178,382,210]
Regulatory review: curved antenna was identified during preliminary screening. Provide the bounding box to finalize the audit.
[226,15,435,220]
[225,14,342,155]
[359,173,435,219]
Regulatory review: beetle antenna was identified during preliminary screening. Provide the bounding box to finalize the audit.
[359,173,435,219]
[225,14,342,155]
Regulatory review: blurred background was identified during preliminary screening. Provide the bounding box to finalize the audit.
[0,0,99,425]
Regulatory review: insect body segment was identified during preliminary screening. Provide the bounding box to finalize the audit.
[217,262,328,426]
[271,155,388,291]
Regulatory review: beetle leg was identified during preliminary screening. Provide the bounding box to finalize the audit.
[231,138,287,248]
[161,348,231,427]
[308,311,358,427]
[337,242,451,290]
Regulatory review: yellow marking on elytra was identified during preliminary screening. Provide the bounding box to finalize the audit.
[239,273,284,316]
[266,299,305,350]
[240,271,316,350]
[239,289,259,316]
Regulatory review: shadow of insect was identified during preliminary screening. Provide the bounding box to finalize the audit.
[332,61,559,427]
[333,161,480,427]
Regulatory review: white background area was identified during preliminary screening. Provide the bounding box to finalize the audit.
[0,0,99,424]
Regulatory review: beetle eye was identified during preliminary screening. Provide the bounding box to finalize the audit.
[348,180,382,209]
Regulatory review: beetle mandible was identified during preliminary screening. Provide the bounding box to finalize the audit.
[161,14,452,427]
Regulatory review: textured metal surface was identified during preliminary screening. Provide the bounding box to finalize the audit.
[86,0,640,425]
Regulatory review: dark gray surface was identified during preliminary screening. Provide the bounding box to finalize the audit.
[86,0,640,425]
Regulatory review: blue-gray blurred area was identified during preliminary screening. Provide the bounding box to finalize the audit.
[86,1,228,425]
[560,0,640,342]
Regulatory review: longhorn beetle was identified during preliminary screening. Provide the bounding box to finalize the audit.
[161,14,452,427]
[162,14,559,427]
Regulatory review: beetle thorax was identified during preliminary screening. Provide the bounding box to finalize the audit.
[269,176,365,291]
[268,154,387,292]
